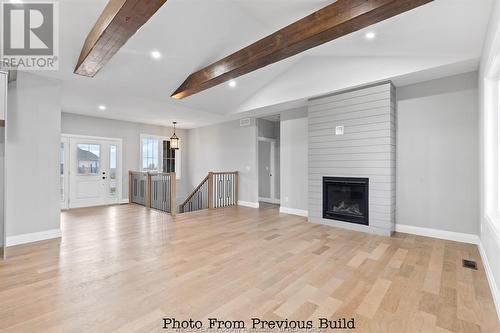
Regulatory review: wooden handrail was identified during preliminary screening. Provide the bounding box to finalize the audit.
[180,175,209,209]
[181,171,239,213]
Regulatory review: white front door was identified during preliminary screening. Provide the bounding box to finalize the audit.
[68,136,121,208]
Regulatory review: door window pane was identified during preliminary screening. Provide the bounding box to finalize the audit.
[109,145,117,196]
[77,144,100,174]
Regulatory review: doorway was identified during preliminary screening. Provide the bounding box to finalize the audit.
[61,135,122,209]
[257,116,280,206]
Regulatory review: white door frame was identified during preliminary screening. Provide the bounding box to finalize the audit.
[61,134,123,209]
[60,136,70,210]
[258,137,277,204]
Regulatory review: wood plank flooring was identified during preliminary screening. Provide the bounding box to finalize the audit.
[0,204,498,332]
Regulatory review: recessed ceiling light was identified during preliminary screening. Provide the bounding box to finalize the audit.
[228,80,237,88]
[98,105,107,111]
[150,50,162,60]
[365,32,376,40]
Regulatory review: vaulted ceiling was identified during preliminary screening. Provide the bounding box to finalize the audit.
[37,0,492,128]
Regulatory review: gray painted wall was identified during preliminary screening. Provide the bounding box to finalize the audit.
[280,108,308,211]
[257,119,277,139]
[187,119,258,204]
[396,72,479,235]
[479,0,500,316]
[6,72,61,237]
[61,113,190,201]
[308,82,396,236]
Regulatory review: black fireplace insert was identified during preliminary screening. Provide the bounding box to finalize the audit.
[323,177,369,225]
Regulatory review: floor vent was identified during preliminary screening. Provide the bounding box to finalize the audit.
[462,259,478,270]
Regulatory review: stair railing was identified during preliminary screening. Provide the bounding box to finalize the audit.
[180,171,238,213]
[129,171,176,216]
[179,175,209,213]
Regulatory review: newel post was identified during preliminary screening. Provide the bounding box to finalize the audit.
[234,171,239,205]
[128,171,133,203]
[145,172,151,208]
[208,172,214,209]
[170,172,176,216]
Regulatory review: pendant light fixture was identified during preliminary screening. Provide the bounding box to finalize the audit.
[170,121,180,150]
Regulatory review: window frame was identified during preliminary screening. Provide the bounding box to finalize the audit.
[139,134,181,179]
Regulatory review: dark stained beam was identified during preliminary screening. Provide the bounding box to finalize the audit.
[172,0,433,99]
[75,0,168,77]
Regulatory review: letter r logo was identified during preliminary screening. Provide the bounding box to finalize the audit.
[2,2,54,56]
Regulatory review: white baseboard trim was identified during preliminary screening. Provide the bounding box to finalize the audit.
[238,201,260,208]
[280,207,308,217]
[478,240,500,320]
[259,197,280,204]
[7,228,62,247]
[395,224,479,245]
[120,198,130,204]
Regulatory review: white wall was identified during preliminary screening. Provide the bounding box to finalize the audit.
[6,72,61,242]
[479,0,500,318]
[397,72,479,235]
[0,72,6,254]
[61,113,190,201]
[280,108,308,213]
[187,119,258,205]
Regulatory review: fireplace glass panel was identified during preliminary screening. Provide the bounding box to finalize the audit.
[323,177,369,225]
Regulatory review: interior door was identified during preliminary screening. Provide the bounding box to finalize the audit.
[258,140,272,200]
[69,137,121,208]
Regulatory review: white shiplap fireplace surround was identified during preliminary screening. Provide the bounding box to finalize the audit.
[308,82,396,236]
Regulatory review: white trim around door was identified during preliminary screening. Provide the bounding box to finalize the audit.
[257,136,277,205]
[61,134,123,209]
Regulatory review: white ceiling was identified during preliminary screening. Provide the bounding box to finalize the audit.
[34,0,493,128]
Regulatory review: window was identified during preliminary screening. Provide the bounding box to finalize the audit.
[140,135,181,179]
[163,140,175,173]
[109,144,117,196]
[142,137,159,171]
[77,144,100,174]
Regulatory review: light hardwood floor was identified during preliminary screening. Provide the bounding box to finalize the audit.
[0,204,499,332]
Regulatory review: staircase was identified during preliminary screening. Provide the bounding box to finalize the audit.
[129,171,238,215]
[180,171,238,213]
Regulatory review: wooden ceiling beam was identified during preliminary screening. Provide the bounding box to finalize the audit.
[74,0,168,77]
[171,0,433,99]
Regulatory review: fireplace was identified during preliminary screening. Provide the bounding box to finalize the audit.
[323,177,369,225]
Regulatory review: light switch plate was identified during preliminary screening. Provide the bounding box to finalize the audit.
[335,126,344,136]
